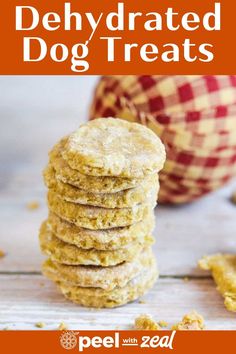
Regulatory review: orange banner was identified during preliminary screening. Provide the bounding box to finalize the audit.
[0,0,235,74]
[1,330,236,354]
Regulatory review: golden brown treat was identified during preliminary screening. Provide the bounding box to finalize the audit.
[44,164,159,209]
[42,248,155,291]
[47,211,155,250]
[172,311,205,330]
[58,264,158,308]
[47,190,156,230]
[62,118,166,178]
[50,137,145,193]
[39,222,154,266]
[135,314,161,330]
[199,254,236,312]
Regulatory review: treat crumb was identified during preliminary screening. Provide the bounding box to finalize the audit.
[58,322,68,330]
[183,277,189,282]
[231,191,236,205]
[158,320,168,328]
[135,314,161,330]
[172,311,205,330]
[0,249,5,258]
[199,254,236,312]
[35,322,45,328]
[138,299,146,304]
[27,201,40,210]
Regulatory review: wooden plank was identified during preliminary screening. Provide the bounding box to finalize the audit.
[0,275,236,330]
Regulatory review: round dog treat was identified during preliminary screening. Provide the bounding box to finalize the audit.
[42,247,155,291]
[39,221,154,266]
[44,165,159,209]
[50,138,144,193]
[58,262,158,308]
[47,190,156,230]
[62,118,166,178]
[47,211,155,250]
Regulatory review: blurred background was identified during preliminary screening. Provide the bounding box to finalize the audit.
[0,76,98,175]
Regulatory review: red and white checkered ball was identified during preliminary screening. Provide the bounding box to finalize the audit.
[89,76,236,204]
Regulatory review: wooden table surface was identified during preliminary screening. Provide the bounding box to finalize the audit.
[0,76,236,330]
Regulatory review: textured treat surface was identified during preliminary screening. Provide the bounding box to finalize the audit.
[42,248,155,290]
[50,137,144,193]
[40,118,164,309]
[39,222,154,266]
[47,212,155,250]
[199,254,236,312]
[62,118,166,178]
[47,190,156,230]
[135,314,161,330]
[172,311,205,330]
[44,164,159,208]
[58,263,158,308]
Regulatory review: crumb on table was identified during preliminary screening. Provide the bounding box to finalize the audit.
[172,311,205,330]
[27,201,40,210]
[58,322,68,330]
[0,249,5,258]
[35,322,45,328]
[158,320,168,328]
[134,314,161,330]
[199,253,236,312]
[138,299,146,304]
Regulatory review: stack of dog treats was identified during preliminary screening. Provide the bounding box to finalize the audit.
[39,118,166,308]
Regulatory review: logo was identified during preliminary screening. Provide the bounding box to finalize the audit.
[60,331,78,350]
[59,332,120,352]
[59,331,176,351]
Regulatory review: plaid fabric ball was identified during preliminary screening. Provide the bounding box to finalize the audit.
[89,76,236,204]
